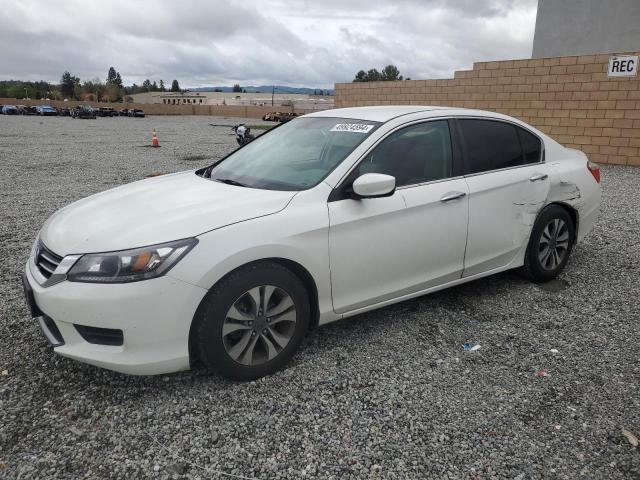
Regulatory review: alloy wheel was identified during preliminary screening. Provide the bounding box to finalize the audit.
[538,218,570,271]
[222,285,297,366]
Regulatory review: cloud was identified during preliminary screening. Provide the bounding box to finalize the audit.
[0,0,538,88]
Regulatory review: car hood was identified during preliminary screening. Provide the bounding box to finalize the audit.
[40,171,297,256]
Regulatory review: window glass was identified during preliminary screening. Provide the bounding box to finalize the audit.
[459,119,523,173]
[518,127,542,164]
[355,120,453,187]
[209,117,380,191]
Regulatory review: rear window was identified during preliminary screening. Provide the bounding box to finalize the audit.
[459,119,524,173]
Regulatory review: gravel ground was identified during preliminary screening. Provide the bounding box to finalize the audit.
[0,114,638,480]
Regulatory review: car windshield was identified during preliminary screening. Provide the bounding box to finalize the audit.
[208,117,381,191]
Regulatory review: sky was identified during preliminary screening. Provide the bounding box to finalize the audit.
[0,0,538,89]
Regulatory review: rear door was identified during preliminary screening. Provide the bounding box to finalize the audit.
[457,118,549,277]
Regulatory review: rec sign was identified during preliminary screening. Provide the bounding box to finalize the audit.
[608,55,638,77]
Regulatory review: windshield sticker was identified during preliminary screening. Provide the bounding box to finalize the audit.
[330,123,375,133]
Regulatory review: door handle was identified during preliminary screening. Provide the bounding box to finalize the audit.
[529,173,548,182]
[440,191,467,202]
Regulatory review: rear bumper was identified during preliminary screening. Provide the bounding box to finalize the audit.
[24,258,208,375]
[576,186,601,243]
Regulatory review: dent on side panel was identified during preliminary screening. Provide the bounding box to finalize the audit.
[512,162,583,247]
[545,162,583,209]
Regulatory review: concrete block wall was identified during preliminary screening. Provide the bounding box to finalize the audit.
[335,52,640,166]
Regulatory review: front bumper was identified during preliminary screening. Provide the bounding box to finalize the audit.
[24,257,208,375]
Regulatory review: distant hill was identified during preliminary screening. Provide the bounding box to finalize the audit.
[189,85,334,95]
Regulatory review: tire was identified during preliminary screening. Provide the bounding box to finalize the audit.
[194,262,310,380]
[521,205,575,282]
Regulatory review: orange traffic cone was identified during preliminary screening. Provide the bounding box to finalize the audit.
[151,128,160,147]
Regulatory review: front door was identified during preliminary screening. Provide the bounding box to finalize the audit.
[328,120,469,314]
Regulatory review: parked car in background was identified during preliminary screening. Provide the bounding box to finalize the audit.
[22,106,601,380]
[0,104,3,113]
[71,105,96,119]
[58,107,71,117]
[262,112,298,122]
[97,107,118,117]
[128,109,145,118]
[118,108,130,116]
[2,105,18,115]
[21,106,38,115]
[36,105,58,116]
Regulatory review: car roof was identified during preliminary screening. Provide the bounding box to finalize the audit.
[305,106,453,122]
[304,105,537,124]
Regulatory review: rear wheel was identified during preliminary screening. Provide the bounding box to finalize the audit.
[194,262,310,380]
[522,205,575,282]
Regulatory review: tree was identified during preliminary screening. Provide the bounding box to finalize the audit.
[105,83,121,102]
[354,70,367,82]
[171,79,180,92]
[107,67,118,84]
[232,84,242,93]
[104,67,123,100]
[6,84,25,98]
[152,81,158,91]
[366,69,381,82]
[60,71,80,98]
[352,65,403,82]
[82,79,105,101]
[142,79,152,92]
[381,64,403,81]
[159,79,165,92]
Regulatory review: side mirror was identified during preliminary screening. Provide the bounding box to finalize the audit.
[351,173,396,199]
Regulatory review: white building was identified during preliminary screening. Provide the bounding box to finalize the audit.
[533,0,640,57]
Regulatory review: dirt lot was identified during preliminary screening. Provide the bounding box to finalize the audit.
[0,114,639,479]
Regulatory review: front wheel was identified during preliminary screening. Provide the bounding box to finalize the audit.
[522,205,575,282]
[194,262,310,380]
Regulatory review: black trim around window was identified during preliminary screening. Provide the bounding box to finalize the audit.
[327,115,545,203]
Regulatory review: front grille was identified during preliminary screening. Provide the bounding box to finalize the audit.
[74,324,124,346]
[36,242,63,279]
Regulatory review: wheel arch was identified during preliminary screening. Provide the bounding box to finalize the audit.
[188,257,320,368]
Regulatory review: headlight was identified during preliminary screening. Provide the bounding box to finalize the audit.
[66,238,198,283]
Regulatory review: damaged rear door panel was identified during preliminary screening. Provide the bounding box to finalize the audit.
[463,163,551,277]
[455,117,552,277]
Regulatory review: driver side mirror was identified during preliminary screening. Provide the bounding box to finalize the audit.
[351,173,396,199]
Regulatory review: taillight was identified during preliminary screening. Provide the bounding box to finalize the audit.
[587,160,601,183]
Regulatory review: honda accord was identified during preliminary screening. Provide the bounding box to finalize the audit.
[23,106,601,380]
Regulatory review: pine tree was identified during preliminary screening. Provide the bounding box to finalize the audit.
[107,67,117,84]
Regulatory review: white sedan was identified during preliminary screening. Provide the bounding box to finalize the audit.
[23,106,601,379]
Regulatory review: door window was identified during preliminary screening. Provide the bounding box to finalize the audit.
[459,119,527,173]
[518,127,543,164]
[459,119,542,173]
[355,120,453,187]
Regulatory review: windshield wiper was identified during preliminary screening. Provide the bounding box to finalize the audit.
[214,178,249,187]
